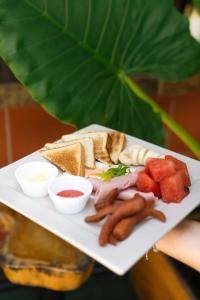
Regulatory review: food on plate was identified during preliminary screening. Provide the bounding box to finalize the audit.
[87,177,102,192]
[61,130,126,165]
[160,170,190,203]
[29,174,48,182]
[113,199,158,240]
[62,131,112,165]
[48,175,93,214]
[113,207,166,241]
[94,173,138,209]
[108,131,126,164]
[40,127,191,205]
[85,194,166,246]
[57,190,84,198]
[146,158,176,182]
[108,234,118,246]
[165,155,191,186]
[117,188,158,201]
[85,167,108,177]
[95,188,119,211]
[136,170,161,198]
[96,164,131,181]
[119,144,164,166]
[87,177,158,201]
[15,161,58,198]
[85,202,120,223]
[136,157,191,203]
[44,138,95,169]
[41,143,85,176]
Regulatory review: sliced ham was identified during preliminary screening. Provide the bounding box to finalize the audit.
[87,177,102,192]
[95,173,138,206]
[118,188,158,201]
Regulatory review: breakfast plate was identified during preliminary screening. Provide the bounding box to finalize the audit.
[0,124,200,275]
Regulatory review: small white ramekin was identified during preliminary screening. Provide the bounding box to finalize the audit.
[48,175,93,214]
[15,161,58,198]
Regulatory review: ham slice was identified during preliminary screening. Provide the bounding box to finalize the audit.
[95,173,138,206]
[87,177,102,192]
[118,188,158,201]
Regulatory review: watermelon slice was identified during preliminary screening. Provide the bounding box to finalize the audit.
[146,158,176,183]
[165,155,191,186]
[136,171,161,198]
[160,170,189,203]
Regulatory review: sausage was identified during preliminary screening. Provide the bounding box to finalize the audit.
[85,203,120,223]
[111,199,155,241]
[113,208,166,241]
[95,188,119,211]
[135,208,166,223]
[99,194,145,246]
[113,216,137,241]
[108,234,118,246]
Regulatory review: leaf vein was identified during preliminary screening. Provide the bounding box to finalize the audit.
[83,0,92,43]
[111,0,130,64]
[7,32,63,57]
[49,57,93,95]
[124,84,145,126]
[29,43,78,73]
[96,0,112,51]
[1,15,41,24]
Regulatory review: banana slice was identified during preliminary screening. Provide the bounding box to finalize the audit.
[131,146,142,165]
[138,148,147,165]
[119,144,165,166]
[143,150,158,164]
[119,149,133,165]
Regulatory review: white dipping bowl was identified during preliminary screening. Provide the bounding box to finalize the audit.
[15,161,58,198]
[48,175,93,214]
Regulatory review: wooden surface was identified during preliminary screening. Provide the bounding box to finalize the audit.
[0,204,94,291]
[130,251,193,300]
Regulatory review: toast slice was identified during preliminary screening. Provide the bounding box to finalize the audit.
[108,131,126,164]
[43,138,95,169]
[41,143,85,176]
[62,132,112,165]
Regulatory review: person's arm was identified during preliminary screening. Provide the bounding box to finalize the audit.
[156,219,200,272]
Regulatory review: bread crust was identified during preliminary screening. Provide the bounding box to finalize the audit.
[41,143,85,176]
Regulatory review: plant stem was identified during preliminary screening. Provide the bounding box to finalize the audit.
[124,74,200,159]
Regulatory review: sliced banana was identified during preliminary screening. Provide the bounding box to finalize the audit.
[138,148,147,165]
[143,150,158,164]
[119,144,165,166]
[119,149,133,166]
[131,146,142,165]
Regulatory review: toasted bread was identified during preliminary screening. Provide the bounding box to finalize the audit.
[62,132,112,165]
[43,138,95,169]
[41,143,85,176]
[108,131,126,164]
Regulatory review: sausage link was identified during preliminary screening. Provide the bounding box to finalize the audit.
[95,188,119,211]
[99,194,145,246]
[85,203,120,223]
[113,208,166,241]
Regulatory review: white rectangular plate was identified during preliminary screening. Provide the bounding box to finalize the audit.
[0,124,200,275]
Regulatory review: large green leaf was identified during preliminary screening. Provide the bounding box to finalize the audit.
[0,0,200,146]
[193,0,200,12]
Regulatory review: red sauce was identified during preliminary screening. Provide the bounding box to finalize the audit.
[57,189,84,198]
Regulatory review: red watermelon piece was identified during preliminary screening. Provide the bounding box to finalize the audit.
[160,170,189,203]
[165,155,191,186]
[136,170,161,198]
[146,158,176,183]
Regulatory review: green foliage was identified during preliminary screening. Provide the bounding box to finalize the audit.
[0,0,200,149]
[193,0,200,12]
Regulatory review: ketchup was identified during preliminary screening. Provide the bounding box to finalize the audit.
[57,189,84,198]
